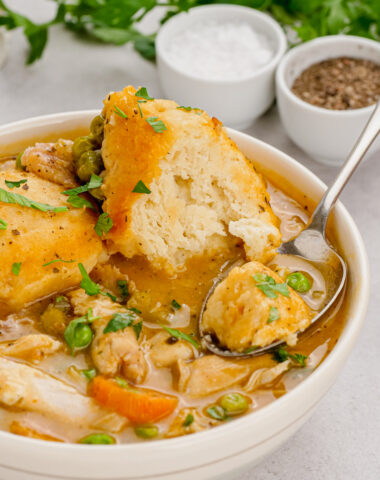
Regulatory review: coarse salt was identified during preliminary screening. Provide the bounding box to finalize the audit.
[164,20,274,81]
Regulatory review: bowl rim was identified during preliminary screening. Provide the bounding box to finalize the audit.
[156,4,287,86]
[0,110,370,476]
[276,34,380,117]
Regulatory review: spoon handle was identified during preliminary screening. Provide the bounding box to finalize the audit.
[308,101,380,235]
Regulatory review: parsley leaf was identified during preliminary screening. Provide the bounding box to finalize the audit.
[94,213,113,237]
[103,312,136,334]
[273,347,307,367]
[161,325,200,349]
[81,368,97,380]
[146,116,167,133]
[0,218,7,230]
[62,174,102,196]
[67,194,95,211]
[11,262,21,276]
[0,187,67,213]
[117,280,129,300]
[78,263,101,296]
[244,345,258,354]
[183,413,194,427]
[5,179,27,189]
[135,87,153,100]
[267,306,280,324]
[253,274,289,299]
[114,105,128,119]
[132,180,151,194]
[43,258,76,267]
[171,299,181,310]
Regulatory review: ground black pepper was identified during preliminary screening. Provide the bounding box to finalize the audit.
[292,57,380,110]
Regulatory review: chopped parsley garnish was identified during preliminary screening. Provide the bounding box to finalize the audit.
[132,180,151,194]
[62,174,102,196]
[129,307,142,314]
[113,105,128,119]
[161,325,200,349]
[135,87,153,101]
[43,258,76,267]
[253,274,289,299]
[5,179,27,189]
[206,405,227,421]
[11,262,21,276]
[274,347,307,367]
[78,263,101,296]
[133,321,143,339]
[81,368,97,380]
[0,188,67,213]
[0,218,7,230]
[183,413,194,427]
[267,306,280,324]
[67,195,95,210]
[137,102,144,118]
[244,345,258,354]
[145,116,167,133]
[115,376,129,389]
[177,106,193,111]
[103,312,136,334]
[94,212,113,237]
[171,299,181,310]
[117,280,129,300]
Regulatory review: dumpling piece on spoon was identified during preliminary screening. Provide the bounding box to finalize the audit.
[202,261,312,353]
[100,86,281,273]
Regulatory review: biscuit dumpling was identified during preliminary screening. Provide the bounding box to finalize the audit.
[202,261,312,353]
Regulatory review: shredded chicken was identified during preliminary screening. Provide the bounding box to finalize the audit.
[165,407,217,438]
[243,360,291,392]
[69,289,148,384]
[0,334,61,362]
[10,421,63,442]
[174,355,251,397]
[0,357,126,432]
[149,331,195,368]
[21,139,77,188]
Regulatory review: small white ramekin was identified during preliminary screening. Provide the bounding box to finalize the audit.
[156,5,287,129]
[276,35,380,165]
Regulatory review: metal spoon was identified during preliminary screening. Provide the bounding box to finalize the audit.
[199,101,380,358]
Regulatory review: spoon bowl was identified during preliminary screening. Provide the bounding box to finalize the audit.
[199,100,380,357]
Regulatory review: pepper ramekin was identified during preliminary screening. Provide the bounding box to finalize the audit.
[276,35,380,165]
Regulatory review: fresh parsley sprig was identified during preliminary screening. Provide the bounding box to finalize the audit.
[1,1,379,65]
[273,347,307,367]
[0,187,67,213]
[94,212,113,237]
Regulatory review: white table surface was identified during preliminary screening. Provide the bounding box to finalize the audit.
[0,2,379,479]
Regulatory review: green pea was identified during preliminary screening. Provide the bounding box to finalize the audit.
[286,272,312,293]
[134,425,159,439]
[79,433,115,444]
[73,324,93,349]
[54,295,71,314]
[90,115,104,144]
[72,136,97,163]
[206,405,227,421]
[220,393,248,415]
[76,150,103,183]
[64,318,93,354]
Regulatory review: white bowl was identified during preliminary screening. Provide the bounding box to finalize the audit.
[0,111,369,480]
[156,5,287,130]
[276,35,380,165]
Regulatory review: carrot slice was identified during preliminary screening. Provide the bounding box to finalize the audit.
[92,376,178,425]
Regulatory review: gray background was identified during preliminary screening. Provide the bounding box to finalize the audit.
[0,1,379,479]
